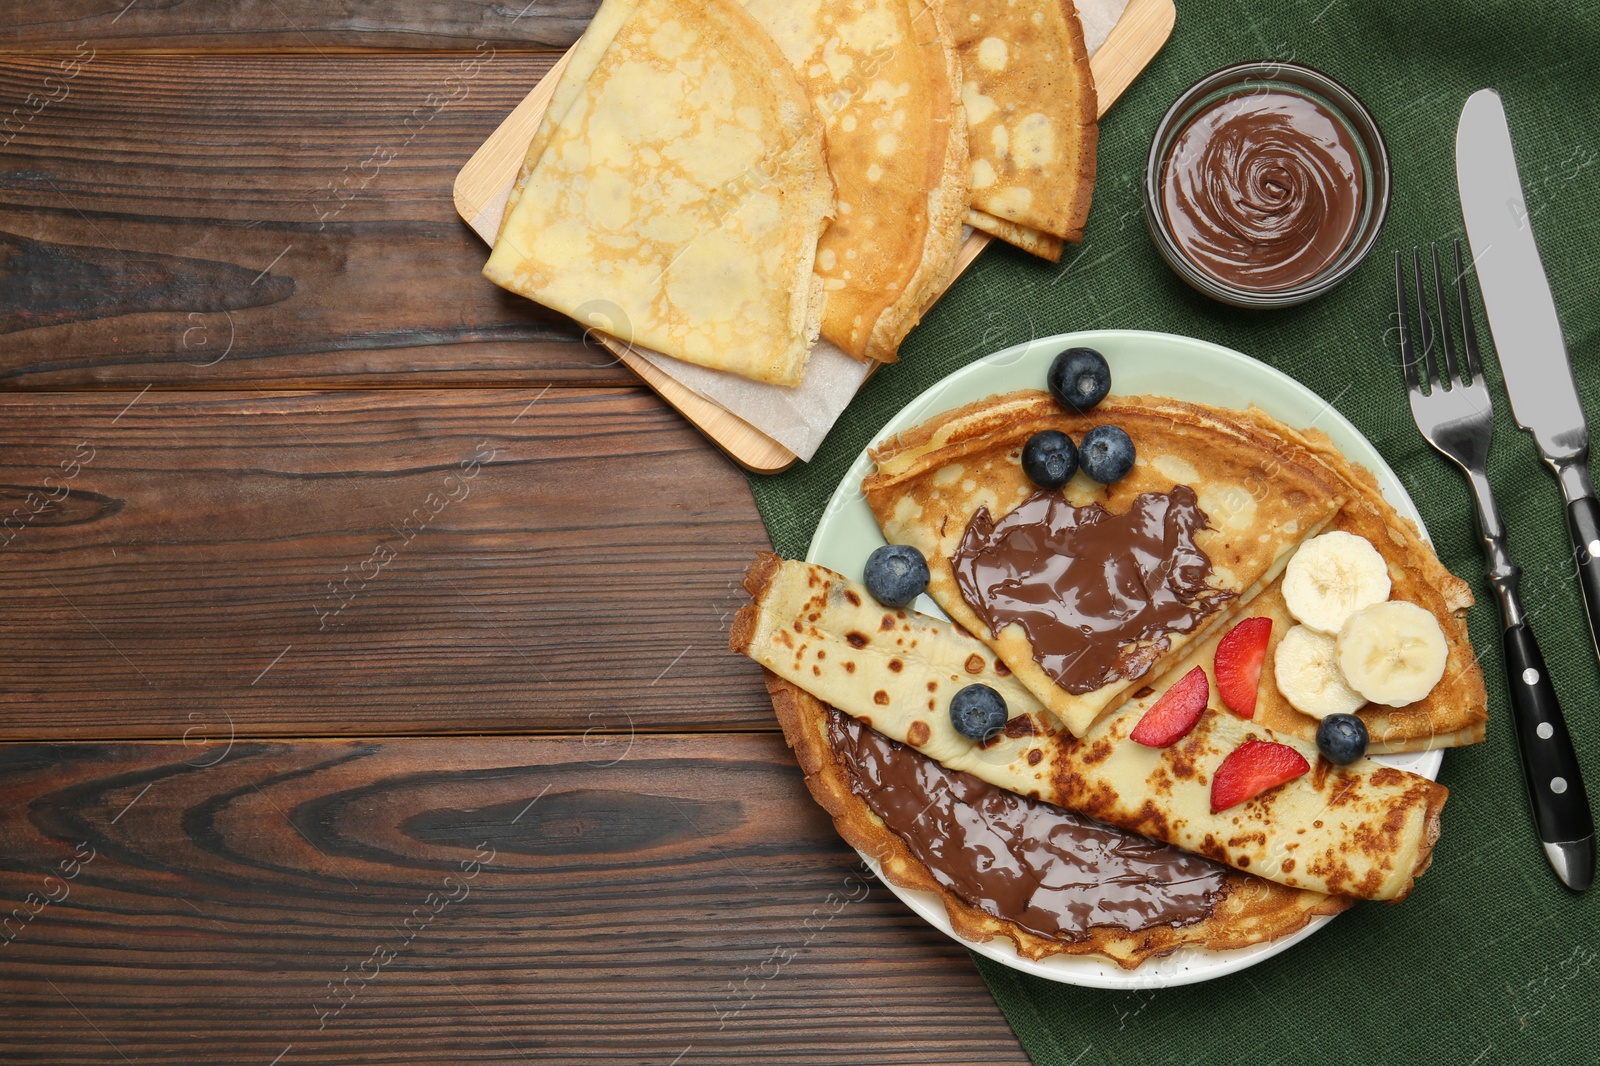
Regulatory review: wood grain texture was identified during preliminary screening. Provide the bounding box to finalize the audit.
[0,56,635,389]
[0,388,776,740]
[0,1,601,52]
[0,733,1027,1065]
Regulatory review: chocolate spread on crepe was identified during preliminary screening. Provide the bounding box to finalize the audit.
[864,391,1486,750]
[952,487,1235,694]
[828,710,1228,937]
[734,555,1449,902]
[761,667,1351,970]
[864,391,1348,737]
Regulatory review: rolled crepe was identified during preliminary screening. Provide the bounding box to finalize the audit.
[732,555,1448,902]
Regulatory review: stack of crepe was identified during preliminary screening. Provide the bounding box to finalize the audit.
[483,0,1100,387]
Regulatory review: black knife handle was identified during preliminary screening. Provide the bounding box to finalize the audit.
[1503,621,1594,845]
[1567,495,1600,662]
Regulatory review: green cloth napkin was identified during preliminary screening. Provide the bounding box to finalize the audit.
[745,1,1600,1061]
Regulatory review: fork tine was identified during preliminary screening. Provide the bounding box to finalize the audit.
[1395,250,1421,393]
[1412,247,1440,392]
[1430,242,1461,388]
[1454,239,1485,384]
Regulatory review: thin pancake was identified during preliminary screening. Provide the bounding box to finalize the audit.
[945,0,1097,241]
[1259,422,1487,751]
[767,672,1350,968]
[484,0,833,386]
[1110,418,1487,754]
[742,0,970,363]
[736,555,1449,902]
[864,392,1346,736]
[967,207,1064,261]
[495,0,642,244]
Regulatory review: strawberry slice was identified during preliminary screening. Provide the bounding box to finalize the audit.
[1210,740,1311,814]
[1214,616,1273,718]
[1129,666,1210,747]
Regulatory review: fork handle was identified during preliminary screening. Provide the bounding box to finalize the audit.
[1502,620,1595,888]
[1566,495,1600,664]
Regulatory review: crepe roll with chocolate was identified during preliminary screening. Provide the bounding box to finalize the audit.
[733,556,1449,902]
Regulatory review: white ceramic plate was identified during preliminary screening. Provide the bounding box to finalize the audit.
[807,329,1441,989]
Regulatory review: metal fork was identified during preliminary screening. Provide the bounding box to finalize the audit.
[1398,241,1594,891]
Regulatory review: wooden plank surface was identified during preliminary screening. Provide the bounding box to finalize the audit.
[0,2,602,53]
[0,6,1038,1059]
[0,56,634,390]
[0,733,1027,1065]
[0,388,775,740]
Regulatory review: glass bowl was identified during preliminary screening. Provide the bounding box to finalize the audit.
[1143,61,1391,309]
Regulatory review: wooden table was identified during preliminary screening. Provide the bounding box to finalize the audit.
[0,5,1032,1062]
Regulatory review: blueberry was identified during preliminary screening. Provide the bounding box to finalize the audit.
[1047,347,1112,413]
[863,544,929,608]
[1078,425,1136,484]
[1316,713,1369,765]
[950,684,1008,741]
[1022,430,1078,489]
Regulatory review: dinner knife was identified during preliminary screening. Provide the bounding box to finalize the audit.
[1457,88,1596,891]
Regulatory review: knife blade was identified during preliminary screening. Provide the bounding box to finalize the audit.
[1457,90,1587,464]
[1465,91,1600,646]
[1458,89,1596,891]
[1459,91,1600,656]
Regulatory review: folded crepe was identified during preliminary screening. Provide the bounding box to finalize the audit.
[767,674,1350,968]
[742,0,970,363]
[967,208,1063,262]
[735,555,1449,902]
[1250,422,1488,752]
[484,0,834,387]
[944,0,1097,253]
[863,392,1346,736]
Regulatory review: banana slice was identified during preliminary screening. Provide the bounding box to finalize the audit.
[1273,624,1368,718]
[1282,531,1392,634]
[1335,601,1449,708]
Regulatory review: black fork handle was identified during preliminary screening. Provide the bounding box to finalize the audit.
[1502,620,1595,887]
[1567,495,1600,666]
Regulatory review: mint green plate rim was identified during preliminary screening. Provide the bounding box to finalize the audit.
[806,328,1443,989]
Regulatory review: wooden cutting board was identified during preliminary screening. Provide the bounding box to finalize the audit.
[454,0,1176,472]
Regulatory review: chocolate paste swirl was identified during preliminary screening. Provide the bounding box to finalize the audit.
[827,710,1229,938]
[1161,89,1363,290]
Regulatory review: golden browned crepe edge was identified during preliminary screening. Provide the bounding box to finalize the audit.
[1278,419,1488,750]
[967,208,1064,261]
[761,667,1353,968]
[948,0,1097,241]
[868,392,1335,491]
[1048,0,1098,242]
[854,0,972,364]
